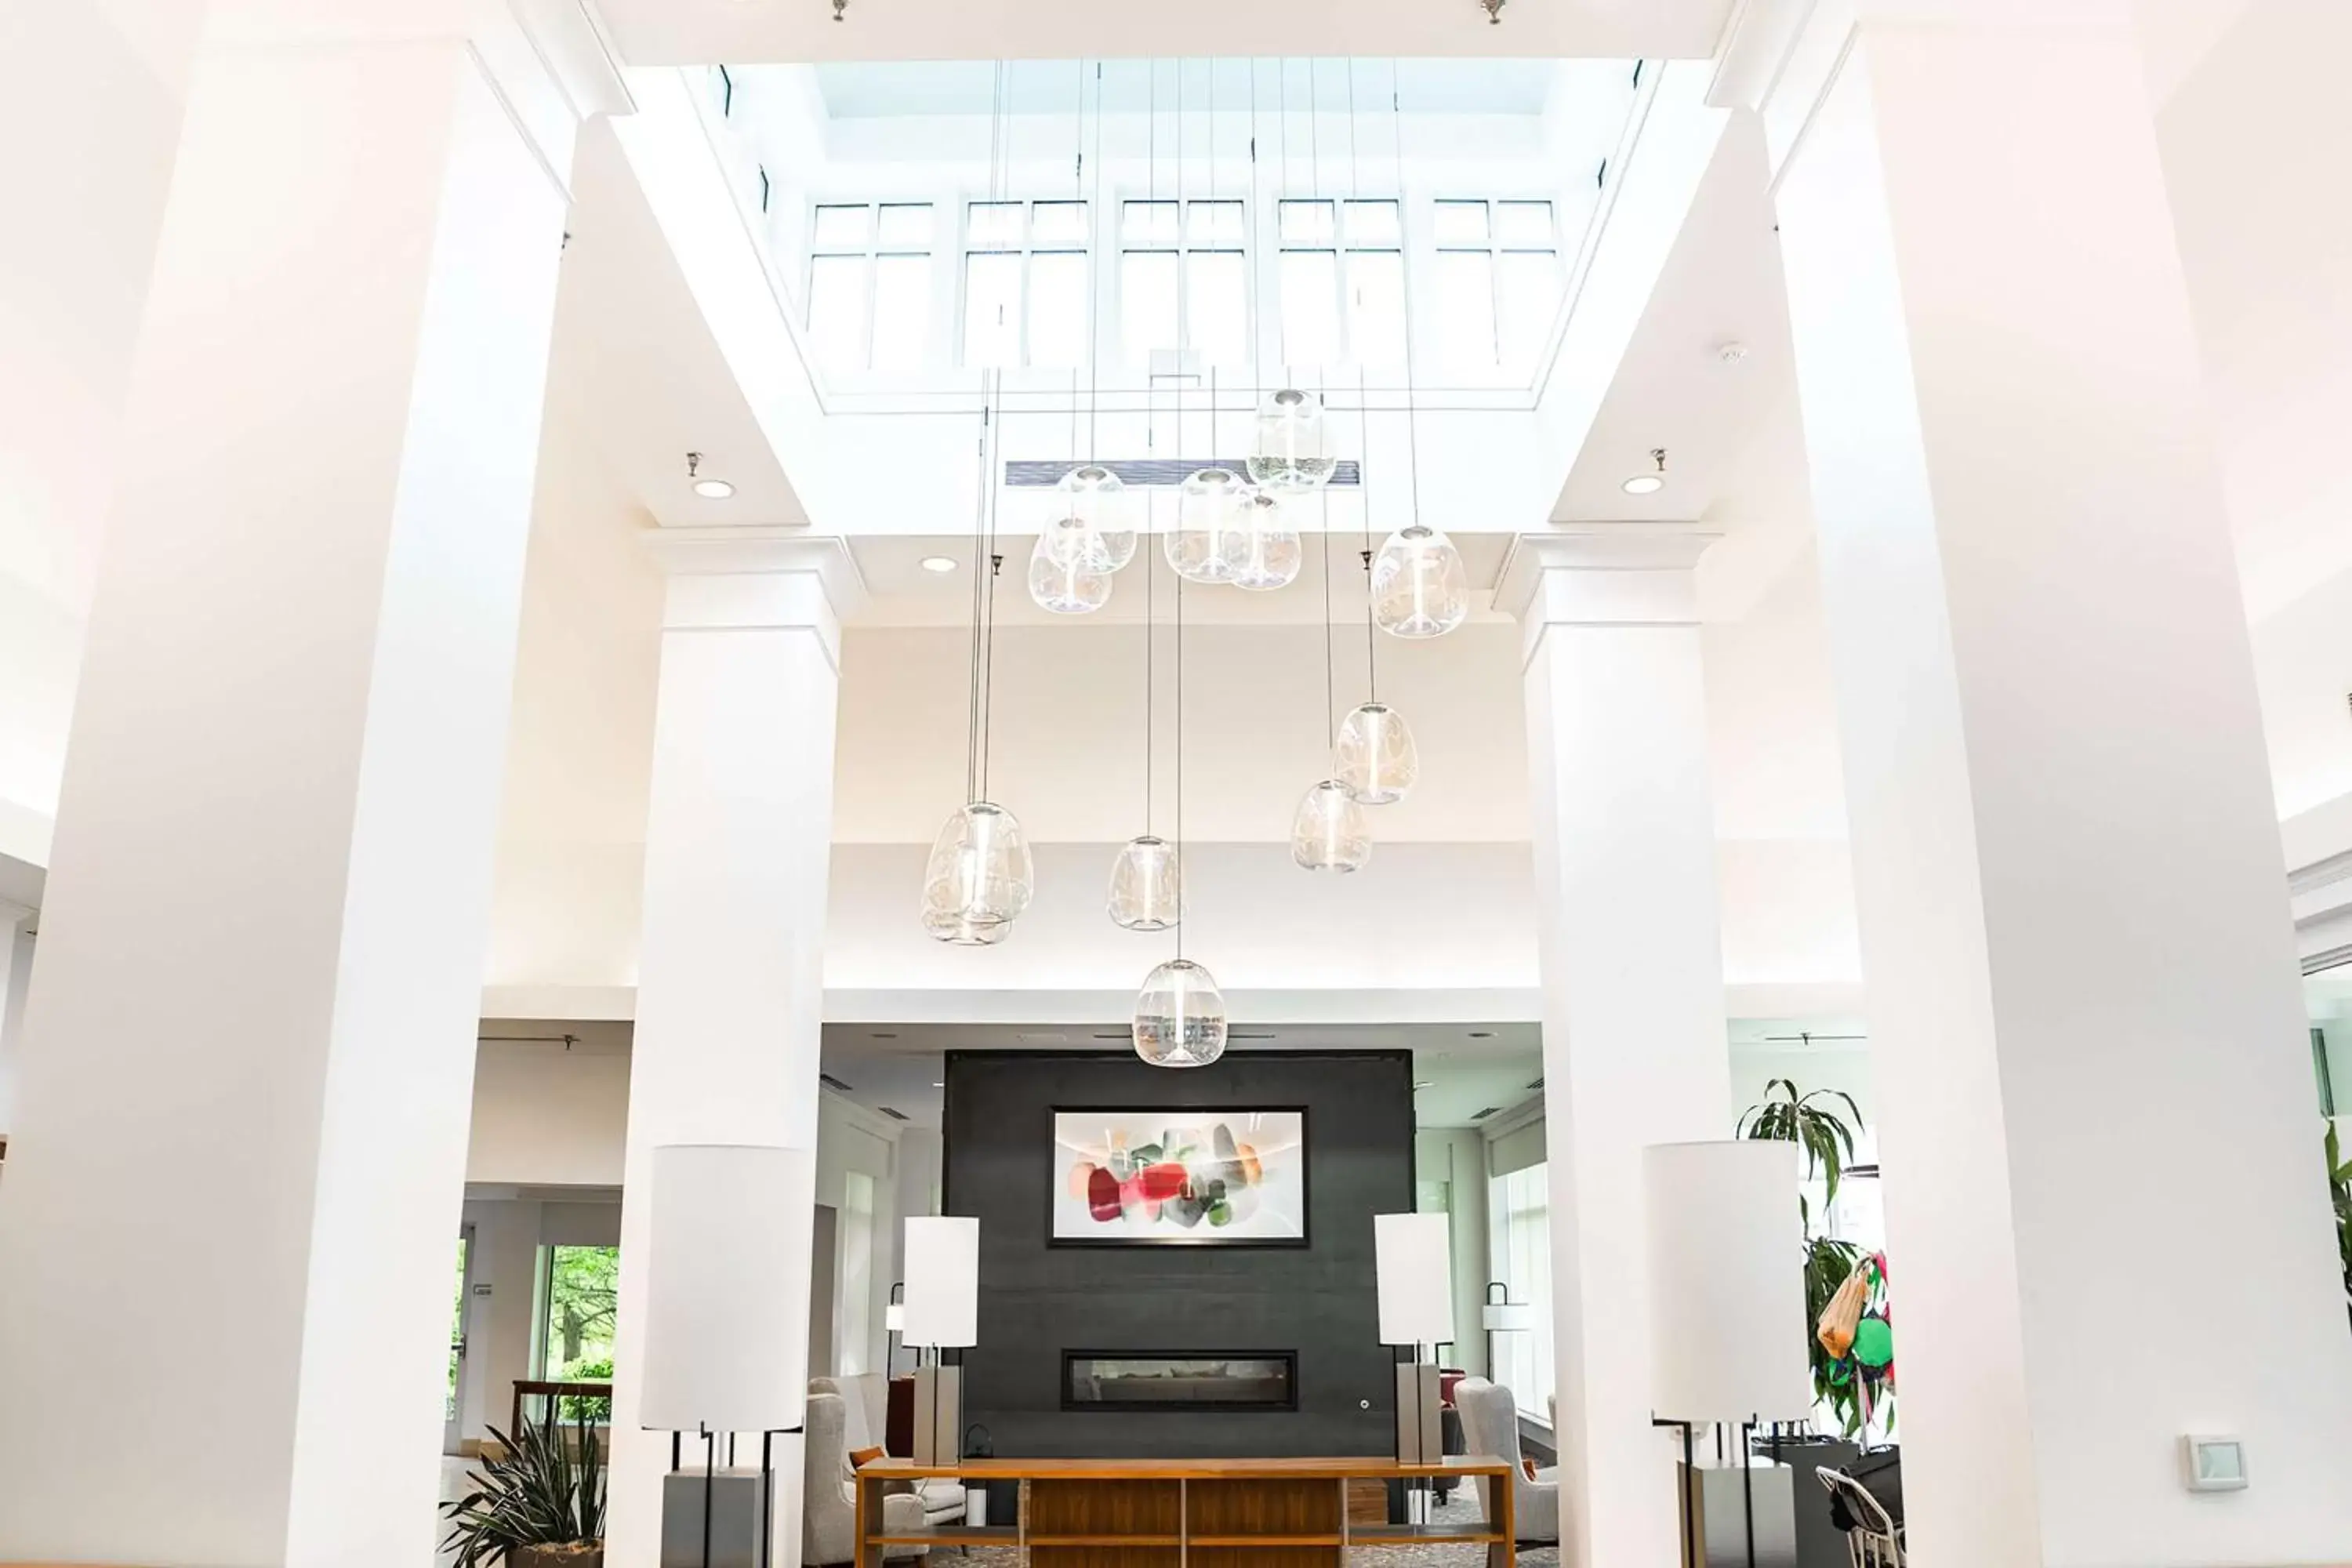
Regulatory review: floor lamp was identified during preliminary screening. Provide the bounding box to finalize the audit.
[1642,1141,1813,1568]
[641,1143,817,1568]
[902,1215,978,1465]
[1375,1213,1456,1523]
[1480,1281,1534,1381]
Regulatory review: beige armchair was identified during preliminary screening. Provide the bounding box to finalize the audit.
[1454,1376,1560,1545]
[812,1374,966,1527]
[804,1392,924,1564]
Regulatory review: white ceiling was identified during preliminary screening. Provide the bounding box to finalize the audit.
[813,58,1566,119]
[593,0,1739,70]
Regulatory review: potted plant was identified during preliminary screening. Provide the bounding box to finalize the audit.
[441,1404,608,1568]
[2326,1120,2352,1325]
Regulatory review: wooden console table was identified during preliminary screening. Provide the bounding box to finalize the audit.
[855,1455,1515,1568]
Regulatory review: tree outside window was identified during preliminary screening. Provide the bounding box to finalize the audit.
[538,1244,619,1421]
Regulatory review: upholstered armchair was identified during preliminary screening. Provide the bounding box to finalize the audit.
[811,1374,967,1527]
[1453,1376,1561,1545]
[804,1391,925,1564]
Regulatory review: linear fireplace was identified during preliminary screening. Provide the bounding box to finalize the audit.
[1062,1352,1298,1413]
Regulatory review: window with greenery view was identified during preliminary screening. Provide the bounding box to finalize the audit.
[536,1244,619,1421]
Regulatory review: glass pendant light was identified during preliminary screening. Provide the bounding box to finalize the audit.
[1334,701,1417,805]
[1108,834,1183,931]
[1370,524,1469,638]
[1290,779,1371,872]
[1132,956,1228,1068]
[1165,467,1250,583]
[1029,528,1112,615]
[1247,389,1336,495]
[1228,492,1302,592]
[922,800,1034,942]
[1050,464,1138,570]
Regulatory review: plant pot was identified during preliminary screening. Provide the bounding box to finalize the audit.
[513,1544,603,1568]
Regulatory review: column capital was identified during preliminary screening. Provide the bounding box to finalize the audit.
[646,529,869,671]
[1493,526,1720,652]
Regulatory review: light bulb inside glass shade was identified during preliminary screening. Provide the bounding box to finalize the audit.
[1029,530,1113,615]
[1246,389,1336,495]
[920,800,1034,943]
[1290,779,1372,873]
[1132,957,1228,1068]
[1370,524,1470,639]
[1228,492,1302,592]
[1164,468,1250,583]
[1108,834,1183,931]
[1051,465,1138,570]
[1334,702,1418,805]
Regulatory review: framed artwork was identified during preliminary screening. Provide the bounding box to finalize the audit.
[1050,1108,1308,1246]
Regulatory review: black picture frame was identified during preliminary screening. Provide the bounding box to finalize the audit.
[1045,1105,1312,1248]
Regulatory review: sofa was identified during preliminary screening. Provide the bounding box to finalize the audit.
[1454,1376,1560,1545]
[812,1373,967,1528]
[804,1391,924,1564]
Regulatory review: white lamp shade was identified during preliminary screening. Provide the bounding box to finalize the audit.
[1643,1140,1813,1423]
[639,1143,816,1434]
[902,1215,979,1348]
[1482,1301,1537,1333]
[1374,1213,1455,1346]
[885,1302,906,1333]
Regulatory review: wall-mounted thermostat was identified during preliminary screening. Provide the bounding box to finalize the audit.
[2180,1434,2248,1492]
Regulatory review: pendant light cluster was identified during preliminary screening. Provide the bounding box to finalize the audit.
[924,59,1468,1066]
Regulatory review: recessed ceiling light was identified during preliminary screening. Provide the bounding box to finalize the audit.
[686,451,734,499]
[932,1080,945,1088]
[1414,1080,1435,1091]
[1621,445,1668,495]
[920,555,958,573]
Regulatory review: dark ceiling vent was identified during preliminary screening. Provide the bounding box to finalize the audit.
[1230,1030,1277,1041]
[818,1072,855,1092]
[1526,1076,1545,1091]
[1470,1105,1504,1121]
[877,1105,911,1122]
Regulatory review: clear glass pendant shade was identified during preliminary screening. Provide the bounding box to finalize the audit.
[920,801,1034,942]
[1164,468,1250,583]
[1246,390,1337,495]
[1370,524,1470,639]
[1333,702,1418,805]
[1228,492,1302,592]
[1107,835,1184,931]
[1029,529,1113,614]
[1050,465,1139,570]
[1131,956,1228,1068]
[1290,779,1372,872]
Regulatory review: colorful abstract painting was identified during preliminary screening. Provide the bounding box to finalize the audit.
[1051,1109,1308,1244]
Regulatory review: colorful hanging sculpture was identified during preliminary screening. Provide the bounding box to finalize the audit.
[1816,1251,1895,1431]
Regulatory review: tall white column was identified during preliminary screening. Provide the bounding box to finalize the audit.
[1497,528,1733,1568]
[1730,2,2352,1562]
[0,5,622,1564]
[606,532,863,1568]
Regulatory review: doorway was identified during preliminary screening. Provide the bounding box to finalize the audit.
[445,1225,477,1456]
[808,1203,838,1379]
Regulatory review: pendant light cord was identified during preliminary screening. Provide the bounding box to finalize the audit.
[1087,61,1105,462]
[1350,62,1380,706]
[1391,60,1426,535]
[964,413,988,804]
[1174,569,1185,962]
[977,61,1010,803]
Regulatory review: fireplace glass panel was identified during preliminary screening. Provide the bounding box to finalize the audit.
[1063,1352,1298,1412]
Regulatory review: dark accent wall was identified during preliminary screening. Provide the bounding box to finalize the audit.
[942,1049,1415,1458]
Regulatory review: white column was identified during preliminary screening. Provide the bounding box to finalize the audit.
[0,5,623,1563]
[0,899,31,1140]
[607,531,863,1568]
[1496,528,1733,1568]
[1731,2,2352,1562]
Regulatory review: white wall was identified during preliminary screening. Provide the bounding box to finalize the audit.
[1414,1127,1491,1377]
[466,1032,633,1188]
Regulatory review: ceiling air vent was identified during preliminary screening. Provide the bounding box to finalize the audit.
[1470,1105,1504,1122]
[877,1105,911,1122]
[1526,1076,1545,1092]
[818,1072,855,1092]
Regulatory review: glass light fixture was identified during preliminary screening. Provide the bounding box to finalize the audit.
[1228,492,1302,592]
[1370,524,1469,639]
[1051,464,1138,570]
[1290,779,1371,872]
[1334,702,1417,805]
[1029,530,1113,615]
[921,801,1034,943]
[1165,467,1250,583]
[1246,390,1336,494]
[1108,835,1183,931]
[1131,956,1228,1068]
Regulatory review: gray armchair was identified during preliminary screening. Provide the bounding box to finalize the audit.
[1454,1376,1560,1545]
[804,1392,924,1564]
[811,1374,966,1527]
